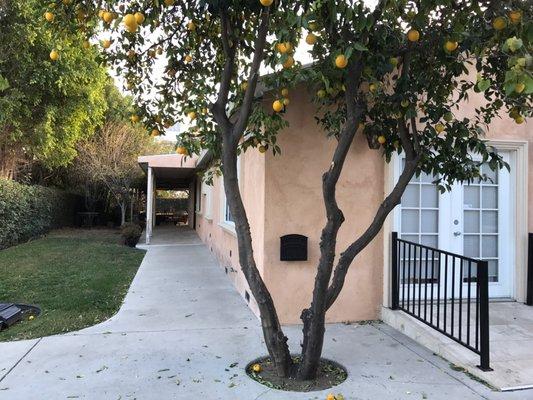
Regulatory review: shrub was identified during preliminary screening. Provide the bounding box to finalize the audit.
[0,179,80,249]
[121,223,142,247]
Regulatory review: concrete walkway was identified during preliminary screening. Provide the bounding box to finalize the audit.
[0,228,530,399]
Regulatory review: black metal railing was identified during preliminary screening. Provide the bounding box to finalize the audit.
[391,232,492,371]
[527,233,533,306]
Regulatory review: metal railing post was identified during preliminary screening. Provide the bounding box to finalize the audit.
[391,232,400,310]
[477,260,492,371]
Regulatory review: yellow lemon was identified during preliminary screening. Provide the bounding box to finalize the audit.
[509,11,522,24]
[272,100,283,112]
[187,21,196,31]
[176,146,188,155]
[282,97,290,106]
[103,11,114,23]
[305,33,317,45]
[131,115,140,123]
[151,129,160,137]
[492,17,507,30]
[49,49,59,61]
[282,56,294,69]
[123,14,138,32]
[260,0,273,6]
[335,54,348,68]
[514,115,524,124]
[308,22,318,31]
[241,81,248,90]
[251,363,262,373]
[188,111,197,120]
[317,89,326,98]
[407,29,420,42]
[102,39,112,49]
[369,83,377,93]
[44,12,54,22]
[82,40,91,49]
[185,54,192,63]
[28,315,35,321]
[377,135,386,145]
[444,41,458,52]
[281,88,289,97]
[164,0,175,5]
[435,123,445,133]
[276,42,288,53]
[326,394,336,400]
[515,83,525,93]
[134,12,145,24]
[258,145,267,153]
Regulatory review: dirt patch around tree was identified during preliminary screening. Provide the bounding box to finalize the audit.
[246,355,347,392]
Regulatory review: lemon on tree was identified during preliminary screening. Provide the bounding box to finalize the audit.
[187,21,196,31]
[282,56,294,69]
[407,29,420,42]
[435,123,445,133]
[515,83,525,93]
[102,39,112,49]
[281,88,289,97]
[103,11,114,23]
[176,146,188,155]
[123,14,138,33]
[444,41,458,52]
[260,0,273,6]
[306,33,317,45]
[492,17,507,30]
[335,54,348,69]
[509,10,522,24]
[377,135,386,145]
[272,100,284,112]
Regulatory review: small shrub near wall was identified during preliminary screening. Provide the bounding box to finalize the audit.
[0,179,80,249]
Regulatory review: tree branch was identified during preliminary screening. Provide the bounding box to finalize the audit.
[232,7,270,144]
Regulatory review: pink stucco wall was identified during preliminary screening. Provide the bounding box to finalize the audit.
[195,84,530,325]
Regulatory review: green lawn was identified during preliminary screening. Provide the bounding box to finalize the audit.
[0,229,145,341]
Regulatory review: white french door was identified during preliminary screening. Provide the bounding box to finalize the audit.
[397,151,515,299]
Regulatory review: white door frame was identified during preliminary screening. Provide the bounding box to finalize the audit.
[382,140,529,306]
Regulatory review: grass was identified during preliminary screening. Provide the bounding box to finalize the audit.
[0,228,145,341]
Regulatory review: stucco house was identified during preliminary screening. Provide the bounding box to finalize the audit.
[138,85,531,390]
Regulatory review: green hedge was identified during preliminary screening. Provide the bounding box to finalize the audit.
[0,179,80,249]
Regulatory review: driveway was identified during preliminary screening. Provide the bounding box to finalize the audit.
[0,228,529,399]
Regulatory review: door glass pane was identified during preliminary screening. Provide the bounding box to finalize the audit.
[464,210,480,233]
[482,235,498,257]
[463,235,480,258]
[421,185,438,208]
[402,184,419,207]
[463,186,480,209]
[421,235,438,248]
[482,211,498,233]
[402,210,419,233]
[482,186,498,209]
[421,210,438,233]
[482,164,498,184]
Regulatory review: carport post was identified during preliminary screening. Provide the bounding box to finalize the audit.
[146,166,154,244]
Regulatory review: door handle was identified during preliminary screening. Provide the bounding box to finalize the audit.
[454,231,462,237]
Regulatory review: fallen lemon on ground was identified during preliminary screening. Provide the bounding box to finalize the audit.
[407,29,420,42]
[272,100,283,112]
[335,54,348,68]
[251,363,262,373]
[28,315,35,321]
[44,12,54,22]
[131,115,140,123]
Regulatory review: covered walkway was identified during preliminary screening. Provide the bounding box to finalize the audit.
[0,228,526,399]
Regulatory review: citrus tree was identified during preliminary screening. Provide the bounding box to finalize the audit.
[0,0,108,179]
[52,0,530,381]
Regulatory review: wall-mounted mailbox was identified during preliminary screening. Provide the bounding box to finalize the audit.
[280,234,308,261]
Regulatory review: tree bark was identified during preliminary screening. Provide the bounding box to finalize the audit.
[221,136,292,377]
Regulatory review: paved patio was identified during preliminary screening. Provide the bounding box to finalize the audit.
[0,227,530,399]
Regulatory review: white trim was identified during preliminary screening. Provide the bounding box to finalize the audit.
[383,139,529,306]
[218,221,237,236]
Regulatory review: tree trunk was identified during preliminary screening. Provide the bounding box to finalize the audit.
[221,138,292,377]
[119,202,126,226]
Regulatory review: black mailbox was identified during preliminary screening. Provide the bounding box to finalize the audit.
[280,234,308,261]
